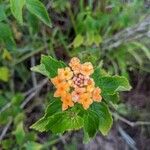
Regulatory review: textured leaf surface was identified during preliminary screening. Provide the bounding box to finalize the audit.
[26,0,51,27]
[10,0,25,24]
[91,102,113,135]
[31,64,49,77]
[84,110,99,137]
[98,76,132,94]
[103,93,119,103]
[93,68,131,95]
[41,55,66,78]
[31,111,83,133]
[31,55,66,78]
[31,98,83,133]
[31,99,61,132]
[46,112,83,133]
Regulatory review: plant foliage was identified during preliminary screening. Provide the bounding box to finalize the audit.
[31,55,131,140]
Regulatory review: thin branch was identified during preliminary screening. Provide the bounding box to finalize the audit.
[31,56,37,88]
[0,118,12,141]
[102,15,150,51]
[0,79,48,140]
[113,112,150,127]
[0,103,11,114]
[118,125,137,150]
[0,79,48,113]
[14,46,45,65]
[20,79,48,109]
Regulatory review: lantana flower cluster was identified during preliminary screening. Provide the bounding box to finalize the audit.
[51,57,102,111]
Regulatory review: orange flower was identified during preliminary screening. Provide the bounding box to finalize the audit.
[69,57,80,67]
[54,82,70,97]
[92,87,102,102]
[69,57,81,74]
[81,62,94,76]
[51,57,102,111]
[58,67,73,80]
[86,78,95,92]
[62,103,69,111]
[71,87,86,102]
[61,93,74,110]
[79,93,93,109]
[51,76,63,87]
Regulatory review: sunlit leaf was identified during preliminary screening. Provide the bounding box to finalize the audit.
[2,49,13,61]
[24,141,42,150]
[94,34,102,46]
[73,34,84,48]
[0,67,9,82]
[10,0,26,24]
[13,122,25,145]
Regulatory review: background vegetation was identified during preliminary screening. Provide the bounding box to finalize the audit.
[0,0,150,149]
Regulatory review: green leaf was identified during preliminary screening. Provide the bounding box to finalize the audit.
[10,0,25,24]
[32,100,84,133]
[27,11,39,34]
[41,55,66,78]
[0,23,16,50]
[46,111,83,134]
[83,128,91,143]
[92,67,109,79]
[0,67,9,82]
[31,99,61,132]
[94,34,102,46]
[31,64,49,77]
[30,116,49,132]
[91,102,113,135]
[14,113,25,125]
[103,93,119,104]
[93,68,131,95]
[132,42,150,61]
[26,0,52,27]
[45,99,62,117]
[73,34,84,48]
[24,141,42,150]
[86,32,94,46]
[2,49,13,61]
[12,93,24,105]
[13,122,25,145]
[31,55,66,78]
[32,112,84,133]
[99,76,132,94]
[84,110,99,138]
[1,139,13,149]
[0,4,6,21]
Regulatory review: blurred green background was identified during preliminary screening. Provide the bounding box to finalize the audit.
[0,0,150,150]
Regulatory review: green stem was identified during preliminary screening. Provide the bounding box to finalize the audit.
[68,5,77,35]
[14,46,45,65]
